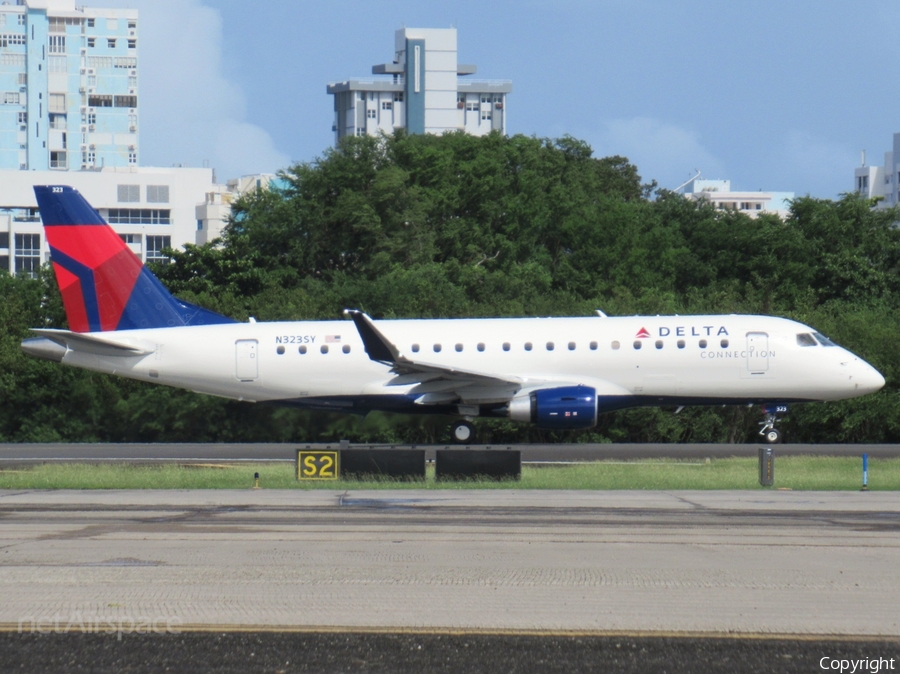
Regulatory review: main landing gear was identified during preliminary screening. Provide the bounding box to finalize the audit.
[450,420,476,444]
[759,404,788,444]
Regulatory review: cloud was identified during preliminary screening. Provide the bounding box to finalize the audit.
[102,0,290,180]
[585,117,726,190]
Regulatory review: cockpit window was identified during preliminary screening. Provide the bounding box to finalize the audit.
[796,333,818,347]
[813,332,837,347]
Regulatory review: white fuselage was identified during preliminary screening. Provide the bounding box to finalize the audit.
[52,314,885,417]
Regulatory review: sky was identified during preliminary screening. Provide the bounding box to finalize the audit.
[101,0,900,198]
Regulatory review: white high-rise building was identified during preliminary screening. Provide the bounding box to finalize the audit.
[327,28,512,144]
[852,138,900,208]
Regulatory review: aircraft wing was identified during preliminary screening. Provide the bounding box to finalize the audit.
[345,310,525,404]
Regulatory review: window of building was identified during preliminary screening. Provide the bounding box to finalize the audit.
[118,234,140,244]
[48,93,66,113]
[145,235,171,264]
[49,114,66,130]
[1,54,26,66]
[14,233,40,277]
[127,39,136,49]
[16,111,25,125]
[107,38,116,49]
[393,92,403,102]
[108,209,171,226]
[0,34,26,48]
[114,95,136,108]
[3,92,19,105]
[128,21,136,29]
[17,72,25,86]
[48,55,66,73]
[381,101,392,110]
[128,151,137,165]
[146,185,169,203]
[117,184,140,203]
[481,96,490,103]
[0,232,8,248]
[85,111,96,125]
[481,111,492,121]
[355,128,366,136]
[87,37,95,48]
[17,14,24,26]
[87,18,95,28]
[367,109,376,119]
[49,151,67,169]
[0,256,7,273]
[114,57,136,68]
[48,35,66,54]
[128,75,137,88]
[82,149,95,165]
[0,14,5,27]
[88,94,112,107]
[87,56,113,69]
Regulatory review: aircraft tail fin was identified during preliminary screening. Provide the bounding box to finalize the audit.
[34,185,235,333]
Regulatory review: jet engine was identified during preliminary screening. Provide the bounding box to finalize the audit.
[507,385,598,430]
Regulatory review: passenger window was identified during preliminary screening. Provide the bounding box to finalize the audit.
[524,342,533,351]
[609,341,618,350]
[796,333,817,347]
[699,339,707,349]
[720,339,729,348]
[477,342,485,352]
[299,345,307,355]
[502,342,510,351]
[455,343,463,352]
[434,344,442,353]
[677,339,685,349]
[633,340,642,350]
[412,343,420,353]
[568,342,576,351]
[276,345,285,355]
[321,345,329,354]
[546,342,554,351]
[655,340,663,350]
[342,345,351,354]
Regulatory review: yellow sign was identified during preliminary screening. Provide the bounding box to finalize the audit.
[296,450,340,480]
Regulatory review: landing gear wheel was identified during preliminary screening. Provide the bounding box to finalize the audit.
[763,428,782,445]
[450,420,475,444]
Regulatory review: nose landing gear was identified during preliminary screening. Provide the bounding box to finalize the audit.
[759,404,788,444]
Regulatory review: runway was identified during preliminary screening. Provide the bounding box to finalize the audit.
[0,441,897,465]
[1,489,898,636]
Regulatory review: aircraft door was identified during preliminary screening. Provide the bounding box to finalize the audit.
[746,332,768,373]
[235,339,258,381]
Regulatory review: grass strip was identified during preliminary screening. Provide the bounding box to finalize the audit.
[0,457,897,490]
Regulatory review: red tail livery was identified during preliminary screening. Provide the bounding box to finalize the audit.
[34,185,234,332]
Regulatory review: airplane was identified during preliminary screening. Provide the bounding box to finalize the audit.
[20,185,886,444]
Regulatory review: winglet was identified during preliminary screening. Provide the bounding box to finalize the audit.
[343,310,404,364]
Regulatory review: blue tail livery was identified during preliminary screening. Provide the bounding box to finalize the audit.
[33,185,235,332]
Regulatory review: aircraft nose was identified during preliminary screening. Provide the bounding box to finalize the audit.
[853,361,885,395]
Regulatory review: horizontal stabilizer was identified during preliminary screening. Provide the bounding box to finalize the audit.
[28,328,155,358]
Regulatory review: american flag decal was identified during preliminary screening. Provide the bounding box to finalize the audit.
[325,335,341,343]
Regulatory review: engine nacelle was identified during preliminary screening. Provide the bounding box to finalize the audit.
[507,386,598,430]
